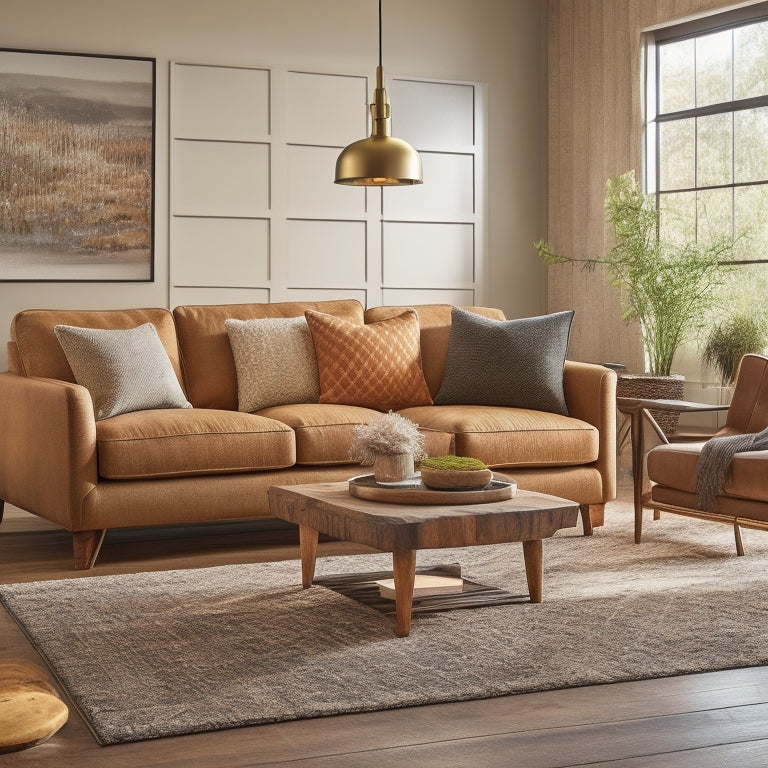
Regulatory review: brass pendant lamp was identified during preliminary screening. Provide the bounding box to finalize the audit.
[334,0,423,186]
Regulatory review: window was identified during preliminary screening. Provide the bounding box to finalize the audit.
[645,4,768,320]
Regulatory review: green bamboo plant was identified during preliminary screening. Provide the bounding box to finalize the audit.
[702,313,768,386]
[535,170,735,376]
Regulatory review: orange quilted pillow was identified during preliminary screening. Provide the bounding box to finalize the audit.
[304,309,433,410]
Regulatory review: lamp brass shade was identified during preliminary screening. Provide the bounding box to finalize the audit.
[335,135,423,186]
[335,64,423,186]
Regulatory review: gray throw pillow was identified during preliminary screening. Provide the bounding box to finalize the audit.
[225,316,320,412]
[434,307,574,415]
[54,323,192,420]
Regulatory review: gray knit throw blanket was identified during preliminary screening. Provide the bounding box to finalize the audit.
[695,427,768,511]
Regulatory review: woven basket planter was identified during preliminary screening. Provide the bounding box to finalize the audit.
[617,373,685,436]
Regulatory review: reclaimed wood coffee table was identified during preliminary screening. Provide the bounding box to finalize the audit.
[267,479,580,637]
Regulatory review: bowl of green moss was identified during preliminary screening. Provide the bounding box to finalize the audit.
[419,456,493,490]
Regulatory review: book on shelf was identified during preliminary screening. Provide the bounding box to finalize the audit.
[376,574,464,600]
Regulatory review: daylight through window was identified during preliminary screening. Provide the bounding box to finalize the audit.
[646,4,768,322]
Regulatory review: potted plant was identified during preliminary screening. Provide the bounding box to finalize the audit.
[419,455,492,490]
[535,170,735,433]
[702,312,767,391]
[349,411,427,483]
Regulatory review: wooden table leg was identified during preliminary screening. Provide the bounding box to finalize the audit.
[522,539,543,603]
[392,549,417,637]
[629,408,645,544]
[298,524,319,588]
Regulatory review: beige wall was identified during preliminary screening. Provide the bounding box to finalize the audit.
[0,0,546,371]
[546,0,759,372]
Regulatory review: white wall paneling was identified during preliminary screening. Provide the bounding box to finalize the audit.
[171,287,271,306]
[383,222,474,287]
[287,220,366,286]
[173,65,270,141]
[172,217,270,287]
[170,62,486,309]
[382,288,476,306]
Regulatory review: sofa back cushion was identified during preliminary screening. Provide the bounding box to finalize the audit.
[173,300,365,410]
[8,308,183,384]
[363,305,505,399]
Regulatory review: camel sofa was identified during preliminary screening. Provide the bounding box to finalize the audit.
[0,300,617,569]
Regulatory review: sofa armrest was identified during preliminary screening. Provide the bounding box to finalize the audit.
[0,372,98,530]
[563,361,617,502]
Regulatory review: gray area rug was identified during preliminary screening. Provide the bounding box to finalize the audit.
[1,500,768,745]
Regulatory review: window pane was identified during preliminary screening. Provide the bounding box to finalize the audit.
[696,29,733,107]
[659,191,696,246]
[734,107,768,183]
[697,188,733,245]
[659,119,695,190]
[697,112,733,187]
[734,185,768,261]
[713,264,768,327]
[659,39,695,113]
[734,20,768,100]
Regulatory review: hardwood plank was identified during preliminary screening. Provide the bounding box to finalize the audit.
[2,491,768,767]
[249,705,768,768]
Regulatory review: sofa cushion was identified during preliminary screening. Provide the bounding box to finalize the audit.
[54,323,192,420]
[647,442,768,503]
[173,300,365,410]
[9,308,182,382]
[257,403,383,465]
[363,305,506,399]
[259,403,454,465]
[305,308,432,411]
[398,405,598,468]
[435,308,574,416]
[96,409,295,479]
[225,316,320,412]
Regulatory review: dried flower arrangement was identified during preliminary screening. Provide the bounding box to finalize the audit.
[349,411,427,466]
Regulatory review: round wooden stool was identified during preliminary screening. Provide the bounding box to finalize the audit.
[0,661,69,753]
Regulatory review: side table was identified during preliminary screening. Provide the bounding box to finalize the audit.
[616,397,729,544]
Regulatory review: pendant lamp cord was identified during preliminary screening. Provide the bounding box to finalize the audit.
[378,0,383,69]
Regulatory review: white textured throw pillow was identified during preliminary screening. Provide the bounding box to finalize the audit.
[54,323,192,420]
[225,316,320,412]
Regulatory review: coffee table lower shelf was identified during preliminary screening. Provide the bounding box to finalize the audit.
[314,563,529,617]
[267,481,579,637]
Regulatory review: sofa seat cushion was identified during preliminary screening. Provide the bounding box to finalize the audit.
[647,442,768,503]
[259,403,453,465]
[96,409,296,480]
[397,405,598,468]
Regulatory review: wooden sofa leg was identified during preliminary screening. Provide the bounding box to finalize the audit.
[0,499,4,524]
[734,521,745,557]
[580,504,605,536]
[580,505,593,536]
[73,530,106,570]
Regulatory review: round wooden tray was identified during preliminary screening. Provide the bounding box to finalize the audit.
[348,474,516,505]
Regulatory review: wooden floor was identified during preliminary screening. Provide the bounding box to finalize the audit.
[1,482,767,767]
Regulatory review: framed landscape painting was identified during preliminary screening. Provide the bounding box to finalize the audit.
[0,48,155,282]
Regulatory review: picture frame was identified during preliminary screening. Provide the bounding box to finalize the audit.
[0,48,156,282]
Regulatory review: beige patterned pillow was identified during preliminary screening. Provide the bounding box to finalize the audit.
[54,323,192,420]
[225,316,320,412]
[304,309,432,411]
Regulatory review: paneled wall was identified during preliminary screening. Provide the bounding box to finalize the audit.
[170,63,485,309]
[546,0,754,372]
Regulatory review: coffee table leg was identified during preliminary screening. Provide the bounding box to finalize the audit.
[299,524,319,588]
[392,549,417,637]
[522,539,543,603]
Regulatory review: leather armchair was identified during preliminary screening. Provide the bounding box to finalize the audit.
[645,354,768,554]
